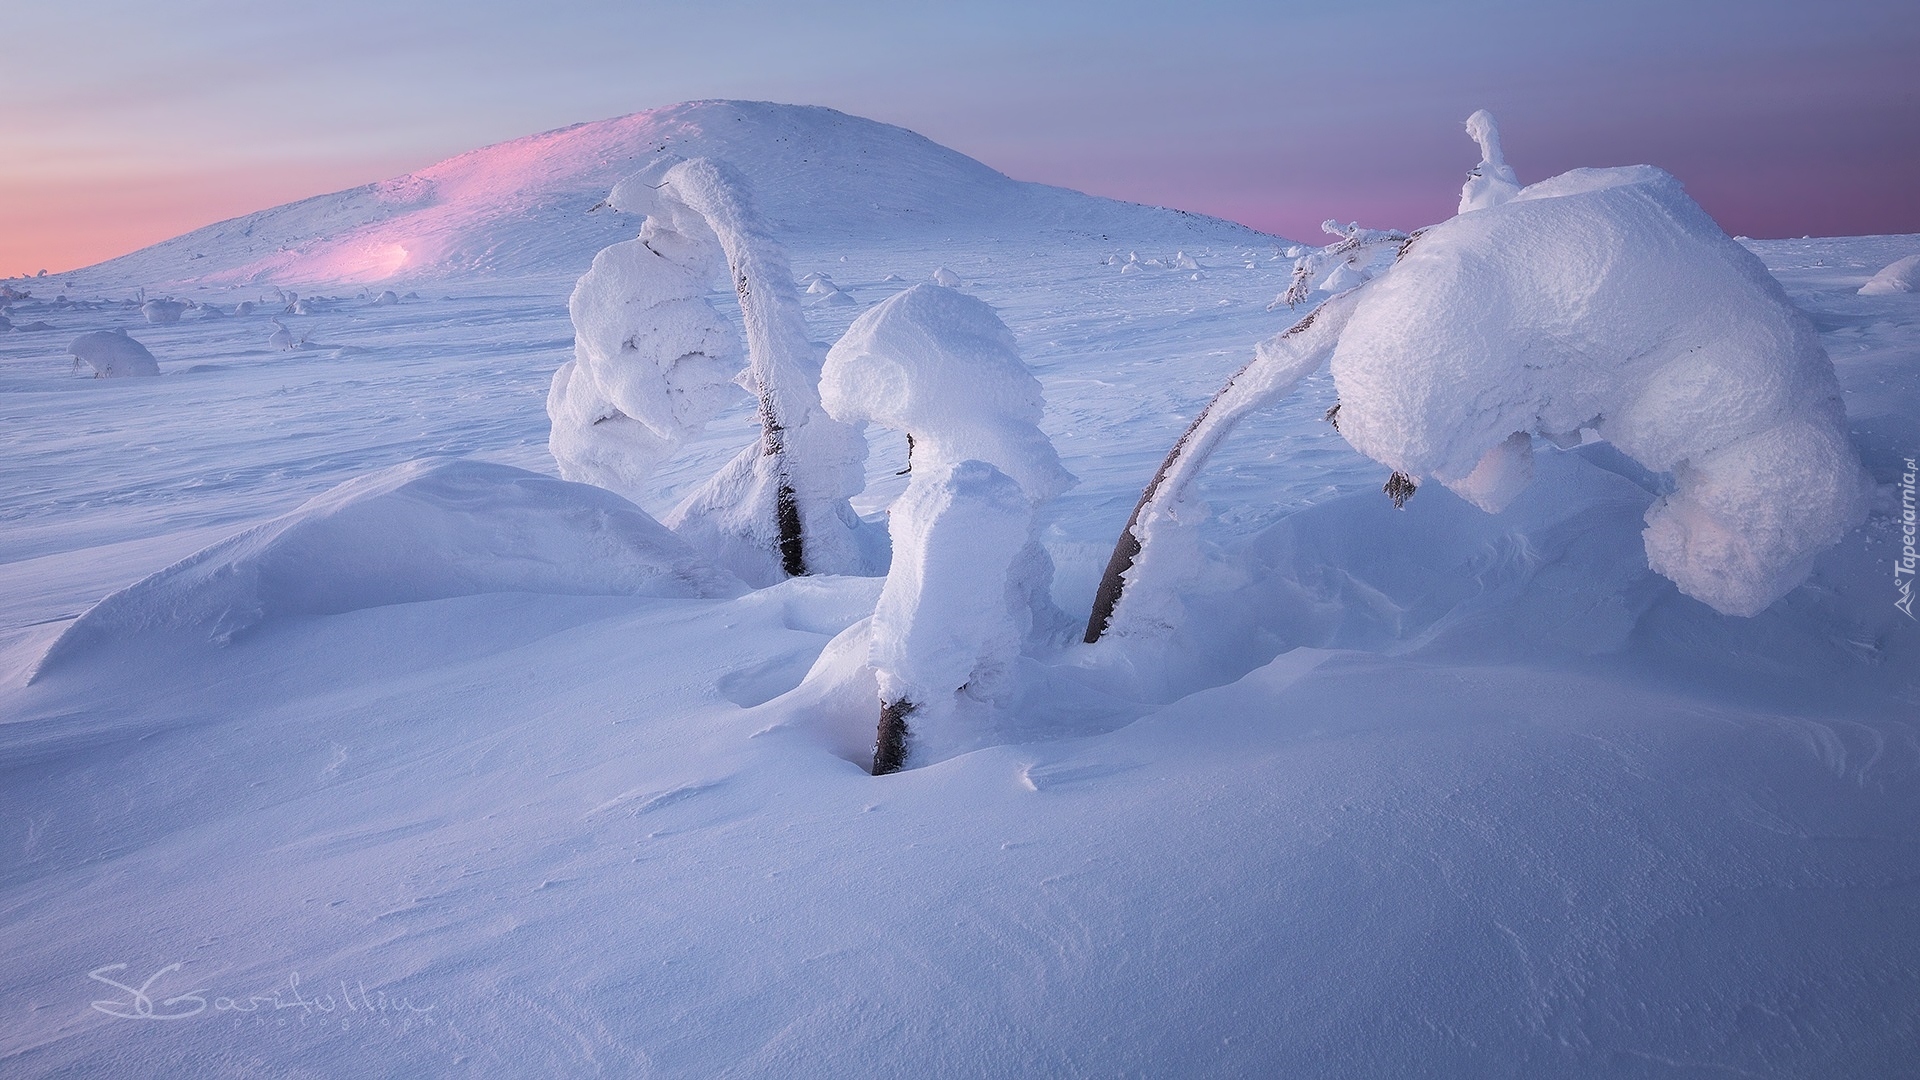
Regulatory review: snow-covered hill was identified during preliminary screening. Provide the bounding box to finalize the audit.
[75,100,1269,291]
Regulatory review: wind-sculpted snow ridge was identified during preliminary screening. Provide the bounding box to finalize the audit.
[30,459,742,681]
[73,100,1277,290]
[1331,164,1870,615]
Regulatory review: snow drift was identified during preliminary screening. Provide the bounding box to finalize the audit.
[1859,254,1920,295]
[32,459,741,679]
[1330,165,1869,616]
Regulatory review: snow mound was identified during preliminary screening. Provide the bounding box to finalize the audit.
[67,330,159,377]
[33,459,741,678]
[823,283,1074,502]
[1859,254,1920,295]
[1331,165,1869,615]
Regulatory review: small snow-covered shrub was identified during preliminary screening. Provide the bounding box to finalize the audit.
[1458,108,1520,213]
[141,299,187,325]
[547,233,740,503]
[69,330,159,377]
[1273,221,1409,309]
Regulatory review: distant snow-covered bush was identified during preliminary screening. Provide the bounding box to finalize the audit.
[69,330,159,377]
[141,299,187,324]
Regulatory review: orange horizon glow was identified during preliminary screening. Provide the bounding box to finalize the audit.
[0,158,437,279]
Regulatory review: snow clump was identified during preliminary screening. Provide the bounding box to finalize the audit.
[68,329,159,377]
[1859,254,1920,296]
[1458,109,1521,213]
[547,223,741,505]
[1331,160,1869,616]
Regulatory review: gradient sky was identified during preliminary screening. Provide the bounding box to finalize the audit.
[4,0,1915,275]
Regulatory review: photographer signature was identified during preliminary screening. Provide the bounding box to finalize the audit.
[89,964,434,1022]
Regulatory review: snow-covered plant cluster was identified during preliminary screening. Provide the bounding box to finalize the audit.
[550,113,1870,769]
[821,283,1073,771]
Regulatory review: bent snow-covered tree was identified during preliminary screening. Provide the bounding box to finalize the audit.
[551,156,868,585]
[1089,111,1868,638]
[822,283,1074,773]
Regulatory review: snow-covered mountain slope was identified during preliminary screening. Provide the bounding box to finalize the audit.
[73,100,1268,291]
[1,100,1917,1075]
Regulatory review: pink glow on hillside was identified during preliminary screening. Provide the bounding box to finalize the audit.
[0,160,428,278]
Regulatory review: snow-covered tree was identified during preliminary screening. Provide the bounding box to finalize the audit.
[1088,112,1869,637]
[821,283,1073,772]
[555,156,870,585]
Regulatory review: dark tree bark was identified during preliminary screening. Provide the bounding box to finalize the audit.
[873,698,915,775]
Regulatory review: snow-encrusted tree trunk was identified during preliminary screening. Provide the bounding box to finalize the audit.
[1083,286,1368,643]
[821,283,1074,772]
[597,157,869,585]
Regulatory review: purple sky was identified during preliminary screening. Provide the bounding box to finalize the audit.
[3,0,1915,273]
